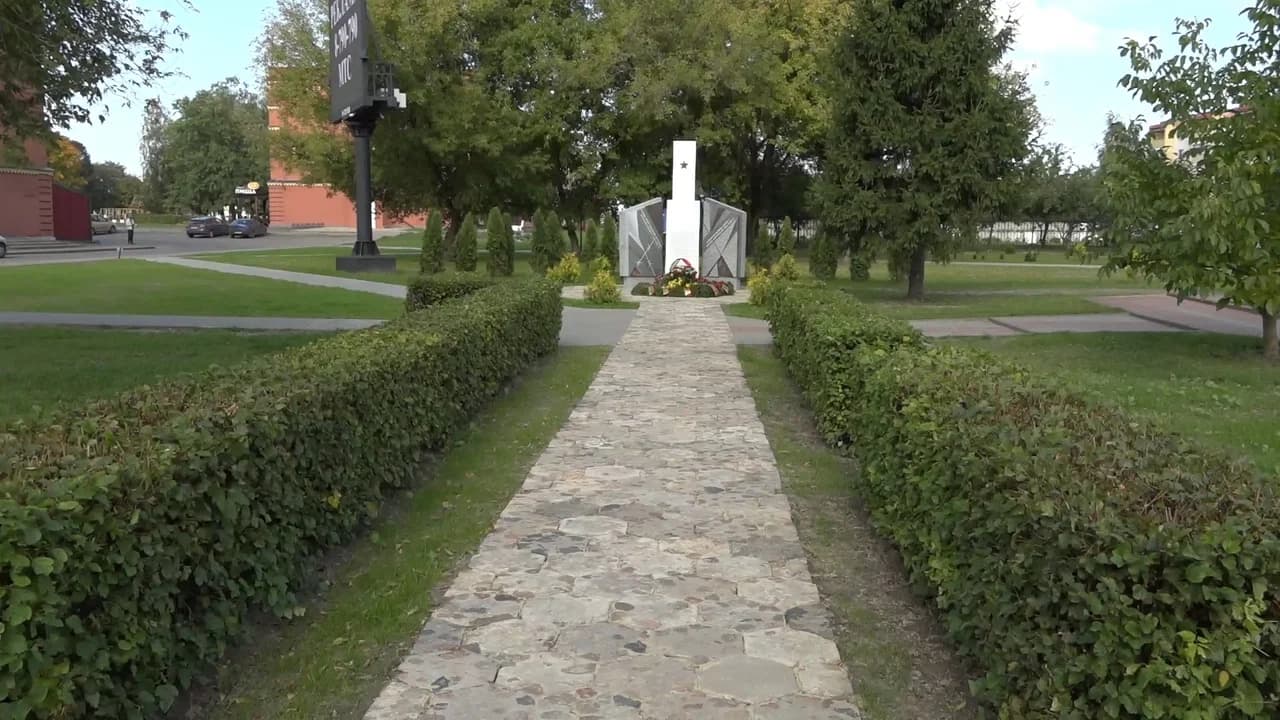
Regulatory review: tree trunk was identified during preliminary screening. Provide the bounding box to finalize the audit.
[566,222,580,255]
[906,245,927,300]
[1264,311,1278,361]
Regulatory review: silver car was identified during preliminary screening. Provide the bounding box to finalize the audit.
[91,214,116,234]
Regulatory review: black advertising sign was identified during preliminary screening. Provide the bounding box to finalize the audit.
[329,0,369,122]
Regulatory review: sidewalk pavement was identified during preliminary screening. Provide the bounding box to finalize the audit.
[0,312,382,332]
[0,308,636,347]
[1094,294,1262,337]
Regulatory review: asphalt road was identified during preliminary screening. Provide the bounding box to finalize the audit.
[1,226,416,266]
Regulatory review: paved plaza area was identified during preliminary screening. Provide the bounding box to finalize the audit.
[363,301,861,719]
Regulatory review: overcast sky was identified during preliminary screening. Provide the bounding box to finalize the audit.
[66,0,1252,177]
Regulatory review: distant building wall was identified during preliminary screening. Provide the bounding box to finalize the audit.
[267,98,425,229]
[0,133,55,239]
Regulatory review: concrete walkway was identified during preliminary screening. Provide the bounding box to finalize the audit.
[0,312,380,332]
[1095,294,1262,336]
[727,311,1185,344]
[145,256,408,299]
[364,302,858,720]
[0,308,635,347]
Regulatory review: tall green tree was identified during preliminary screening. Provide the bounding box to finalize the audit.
[601,215,619,274]
[530,208,566,273]
[485,207,509,276]
[581,220,600,264]
[603,0,843,234]
[87,162,143,209]
[500,211,517,276]
[0,0,184,139]
[1103,3,1280,359]
[157,79,268,213]
[138,98,171,212]
[776,217,796,256]
[421,212,444,274]
[810,228,838,279]
[455,213,478,271]
[753,218,774,268]
[814,0,1034,299]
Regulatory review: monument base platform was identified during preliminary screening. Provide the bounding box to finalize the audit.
[336,255,398,273]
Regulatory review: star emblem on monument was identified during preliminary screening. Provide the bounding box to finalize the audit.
[680,161,688,169]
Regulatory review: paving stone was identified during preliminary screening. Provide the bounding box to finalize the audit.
[362,303,859,719]
[494,654,597,696]
[523,595,611,627]
[469,549,547,574]
[636,690,751,719]
[560,515,630,537]
[592,653,699,697]
[609,596,699,631]
[430,592,523,628]
[552,622,650,661]
[490,569,575,598]
[736,578,821,610]
[363,679,432,720]
[648,625,743,663]
[743,628,840,667]
[796,662,855,698]
[421,685,540,719]
[695,556,772,582]
[659,536,732,559]
[697,655,799,703]
[750,693,864,719]
[654,574,739,604]
[408,618,465,655]
[464,618,558,659]
[397,647,499,692]
[784,603,836,641]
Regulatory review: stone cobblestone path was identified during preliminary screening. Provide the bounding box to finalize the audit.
[364,301,861,719]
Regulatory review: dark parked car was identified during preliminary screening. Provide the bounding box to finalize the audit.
[0,234,7,259]
[186,216,230,238]
[229,217,269,238]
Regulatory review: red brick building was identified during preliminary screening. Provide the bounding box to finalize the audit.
[0,135,55,239]
[267,100,425,229]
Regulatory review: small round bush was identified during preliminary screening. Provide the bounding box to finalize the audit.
[546,252,582,285]
[584,269,621,304]
[693,283,716,298]
[772,253,801,281]
[747,272,774,307]
[631,282,653,296]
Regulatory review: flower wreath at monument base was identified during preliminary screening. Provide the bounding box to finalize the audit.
[632,258,735,298]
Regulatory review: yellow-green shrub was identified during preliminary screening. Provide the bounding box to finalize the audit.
[546,252,581,285]
[583,269,621,304]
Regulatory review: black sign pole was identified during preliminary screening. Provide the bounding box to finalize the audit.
[330,0,398,272]
[346,111,377,256]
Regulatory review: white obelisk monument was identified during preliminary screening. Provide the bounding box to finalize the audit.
[664,140,700,270]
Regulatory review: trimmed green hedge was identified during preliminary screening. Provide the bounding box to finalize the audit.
[770,287,1280,719]
[0,280,562,718]
[770,287,922,447]
[405,272,497,312]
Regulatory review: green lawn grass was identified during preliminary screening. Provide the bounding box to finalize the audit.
[738,346,976,719]
[959,332,1280,475]
[0,260,404,318]
[195,245,590,286]
[185,346,610,720]
[723,255,1156,321]
[0,327,322,422]
[725,292,1120,321]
